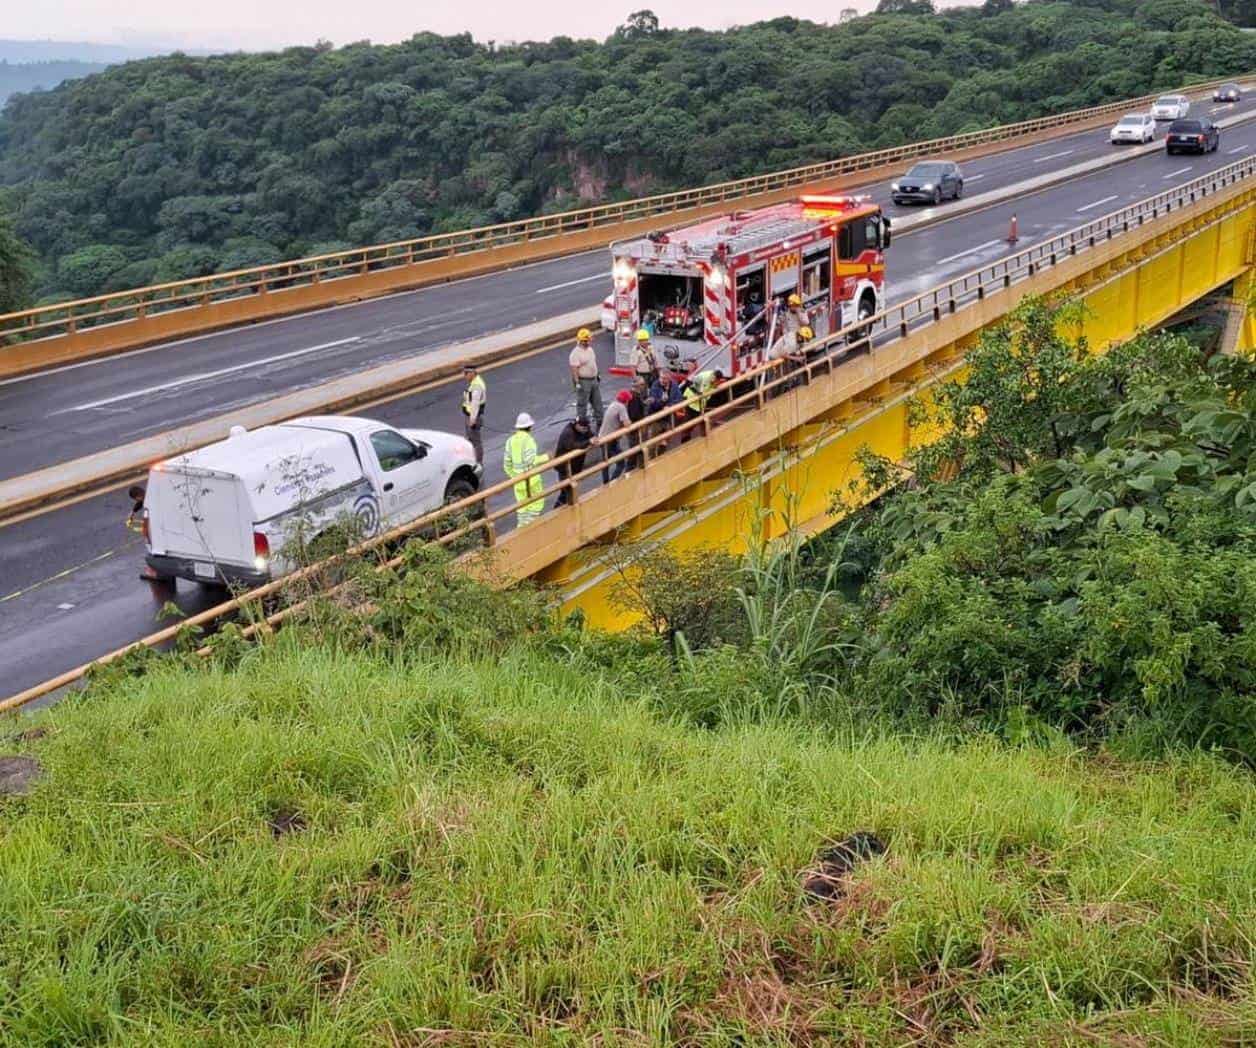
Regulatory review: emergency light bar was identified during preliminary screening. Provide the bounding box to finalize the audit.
[799,193,871,215]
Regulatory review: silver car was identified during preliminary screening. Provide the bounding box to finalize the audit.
[1150,94,1190,121]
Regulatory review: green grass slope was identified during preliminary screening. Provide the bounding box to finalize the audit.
[3,638,1253,1044]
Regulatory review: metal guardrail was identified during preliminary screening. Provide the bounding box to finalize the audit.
[0,74,1247,349]
[3,152,1253,714]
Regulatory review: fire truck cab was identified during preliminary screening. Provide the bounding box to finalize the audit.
[609,195,890,377]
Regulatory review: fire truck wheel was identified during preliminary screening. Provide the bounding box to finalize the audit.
[847,295,876,346]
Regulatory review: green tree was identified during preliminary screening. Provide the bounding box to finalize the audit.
[0,199,35,312]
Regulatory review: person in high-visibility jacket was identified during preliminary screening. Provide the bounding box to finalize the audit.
[460,363,487,465]
[680,369,725,442]
[503,412,549,526]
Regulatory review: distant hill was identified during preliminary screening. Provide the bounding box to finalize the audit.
[0,59,109,104]
[0,39,171,64]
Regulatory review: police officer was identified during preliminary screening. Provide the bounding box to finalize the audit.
[461,363,487,465]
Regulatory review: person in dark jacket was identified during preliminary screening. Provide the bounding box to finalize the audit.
[552,416,593,507]
[625,376,648,470]
[646,370,684,456]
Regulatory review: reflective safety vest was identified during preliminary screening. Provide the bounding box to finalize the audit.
[503,429,538,477]
[683,370,717,414]
[461,375,486,418]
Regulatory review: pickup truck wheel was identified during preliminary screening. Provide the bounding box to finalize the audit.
[438,476,484,549]
[444,477,477,506]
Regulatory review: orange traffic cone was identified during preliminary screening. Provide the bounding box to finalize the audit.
[1007,213,1019,244]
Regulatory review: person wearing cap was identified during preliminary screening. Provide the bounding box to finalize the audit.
[460,363,487,465]
[552,416,593,508]
[769,323,811,396]
[594,388,634,484]
[629,329,659,388]
[568,328,603,428]
[503,412,549,526]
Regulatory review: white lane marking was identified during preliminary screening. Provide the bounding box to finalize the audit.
[933,238,1005,266]
[1212,105,1231,115]
[1034,149,1074,164]
[1076,194,1120,213]
[57,603,75,610]
[1162,165,1193,180]
[964,174,986,182]
[61,337,360,412]
[535,272,609,294]
[1229,144,1250,154]
[0,246,609,390]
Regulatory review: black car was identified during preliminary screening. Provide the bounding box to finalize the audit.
[1166,119,1220,155]
[1213,82,1242,103]
[891,161,963,205]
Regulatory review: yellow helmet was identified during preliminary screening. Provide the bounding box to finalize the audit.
[577,328,592,342]
[788,294,802,307]
[798,325,814,342]
[635,329,651,342]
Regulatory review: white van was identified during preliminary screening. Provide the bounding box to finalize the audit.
[143,416,481,587]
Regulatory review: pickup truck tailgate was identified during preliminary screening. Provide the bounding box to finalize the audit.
[147,468,252,567]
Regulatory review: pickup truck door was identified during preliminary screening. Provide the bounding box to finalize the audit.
[366,427,440,525]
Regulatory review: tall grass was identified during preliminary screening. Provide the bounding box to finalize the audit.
[2,635,1254,1044]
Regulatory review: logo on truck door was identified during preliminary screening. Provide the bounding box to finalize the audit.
[353,493,382,537]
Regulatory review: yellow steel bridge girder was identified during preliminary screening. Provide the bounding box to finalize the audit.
[459,192,1256,629]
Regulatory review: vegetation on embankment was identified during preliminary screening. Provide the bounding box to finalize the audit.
[3,313,1256,1041]
[1,0,1254,305]
[3,638,1255,1043]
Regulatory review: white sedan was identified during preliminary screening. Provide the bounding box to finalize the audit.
[1150,94,1190,121]
[1110,112,1156,144]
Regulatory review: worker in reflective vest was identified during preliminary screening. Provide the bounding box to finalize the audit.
[503,412,548,526]
[461,363,487,465]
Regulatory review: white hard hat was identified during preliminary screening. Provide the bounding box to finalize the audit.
[515,412,534,429]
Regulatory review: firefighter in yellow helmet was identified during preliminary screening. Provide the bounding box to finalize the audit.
[568,328,603,427]
[630,328,659,387]
[503,412,549,526]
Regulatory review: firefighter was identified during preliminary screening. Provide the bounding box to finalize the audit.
[460,363,487,465]
[630,329,659,387]
[568,328,604,428]
[503,413,548,527]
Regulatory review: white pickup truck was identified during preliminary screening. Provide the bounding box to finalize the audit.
[143,415,481,587]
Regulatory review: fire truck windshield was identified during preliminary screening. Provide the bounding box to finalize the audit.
[639,272,703,341]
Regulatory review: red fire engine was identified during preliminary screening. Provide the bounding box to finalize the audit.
[609,195,890,376]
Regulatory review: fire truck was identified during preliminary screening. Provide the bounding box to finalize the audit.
[609,195,890,376]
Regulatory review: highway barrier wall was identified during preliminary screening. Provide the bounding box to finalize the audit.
[0,74,1249,379]
[5,155,1253,712]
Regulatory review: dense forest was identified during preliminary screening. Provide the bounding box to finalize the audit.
[1,0,1254,305]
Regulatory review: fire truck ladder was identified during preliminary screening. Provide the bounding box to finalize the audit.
[715,216,819,258]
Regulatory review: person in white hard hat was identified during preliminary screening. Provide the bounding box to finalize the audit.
[503,412,548,526]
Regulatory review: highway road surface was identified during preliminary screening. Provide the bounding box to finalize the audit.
[3,96,1255,700]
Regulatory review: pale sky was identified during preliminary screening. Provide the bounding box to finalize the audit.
[8,1,884,53]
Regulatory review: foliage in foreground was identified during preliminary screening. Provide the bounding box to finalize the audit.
[780,310,1252,760]
[1,0,1253,300]
[3,639,1255,1044]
